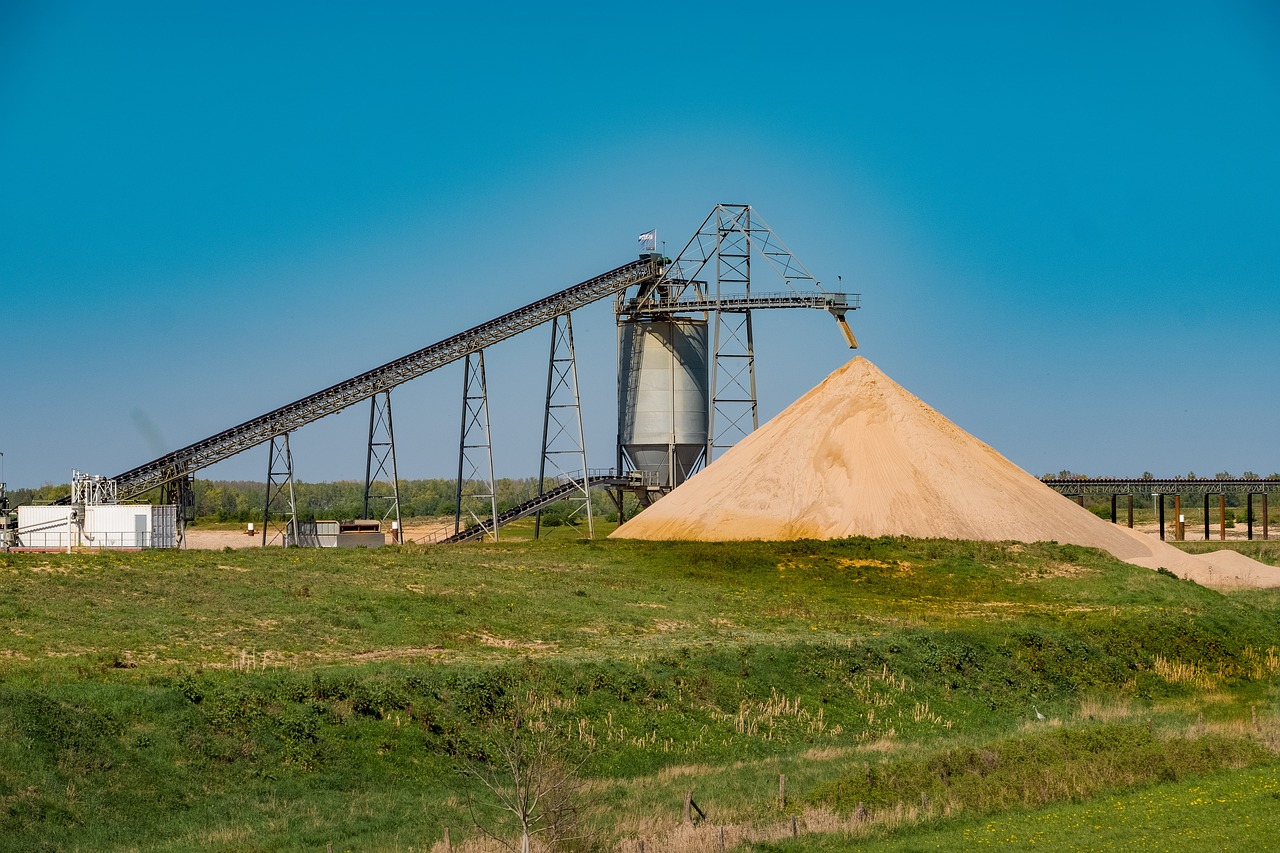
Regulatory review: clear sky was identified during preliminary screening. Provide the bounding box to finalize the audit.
[3,1,1279,489]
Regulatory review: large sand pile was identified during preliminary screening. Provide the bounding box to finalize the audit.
[612,358,1280,590]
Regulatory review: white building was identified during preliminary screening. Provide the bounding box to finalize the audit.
[16,504,178,549]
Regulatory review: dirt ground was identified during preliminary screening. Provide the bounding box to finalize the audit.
[182,517,459,549]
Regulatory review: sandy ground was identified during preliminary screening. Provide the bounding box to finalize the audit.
[183,517,459,549]
[611,357,1280,591]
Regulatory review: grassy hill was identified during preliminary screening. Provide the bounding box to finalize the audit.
[2,536,1279,851]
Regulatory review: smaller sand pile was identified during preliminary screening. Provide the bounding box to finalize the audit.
[611,358,1280,590]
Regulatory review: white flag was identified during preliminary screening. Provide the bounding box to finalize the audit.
[637,230,656,250]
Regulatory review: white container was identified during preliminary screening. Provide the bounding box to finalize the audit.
[17,506,73,548]
[16,503,178,549]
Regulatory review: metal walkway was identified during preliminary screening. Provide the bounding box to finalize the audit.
[439,473,632,543]
[63,258,665,503]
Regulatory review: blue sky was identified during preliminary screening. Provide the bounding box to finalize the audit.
[3,1,1279,489]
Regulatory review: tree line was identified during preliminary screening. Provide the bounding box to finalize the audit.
[7,478,624,524]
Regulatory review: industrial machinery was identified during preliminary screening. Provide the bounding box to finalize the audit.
[44,205,859,543]
[613,205,859,510]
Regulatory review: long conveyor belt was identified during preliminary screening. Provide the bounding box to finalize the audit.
[73,257,665,503]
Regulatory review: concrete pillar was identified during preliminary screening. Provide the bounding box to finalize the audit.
[1127,494,1134,528]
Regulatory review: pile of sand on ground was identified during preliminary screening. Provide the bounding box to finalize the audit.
[611,358,1280,590]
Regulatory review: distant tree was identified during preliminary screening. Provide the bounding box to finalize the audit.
[1215,471,1232,480]
[1187,471,1197,480]
[1242,471,1258,480]
[1141,472,1154,480]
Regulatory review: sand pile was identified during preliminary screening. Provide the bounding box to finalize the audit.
[611,358,1280,590]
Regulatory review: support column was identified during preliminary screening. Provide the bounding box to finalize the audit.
[1156,494,1166,541]
[1220,494,1226,541]
[456,351,498,541]
[1264,494,1269,541]
[1203,494,1210,541]
[363,391,402,539]
[1174,494,1183,540]
[535,314,593,539]
[1127,494,1134,528]
[263,433,298,547]
[1247,493,1255,541]
[160,474,194,549]
[1110,494,1117,524]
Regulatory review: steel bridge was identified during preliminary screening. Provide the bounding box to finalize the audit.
[1042,477,1280,541]
[32,204,859,546]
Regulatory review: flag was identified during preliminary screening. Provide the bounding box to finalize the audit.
[637,230,656,251]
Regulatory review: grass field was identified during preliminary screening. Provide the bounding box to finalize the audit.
[2,535,1279,851]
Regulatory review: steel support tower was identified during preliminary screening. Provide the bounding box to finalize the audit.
[455,351,498,541]
[535,313,593,539]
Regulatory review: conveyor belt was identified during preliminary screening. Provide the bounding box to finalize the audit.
[76,257,664,503]
[440,473,632,543]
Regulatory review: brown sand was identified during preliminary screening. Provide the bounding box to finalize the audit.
[612,357,1280,590]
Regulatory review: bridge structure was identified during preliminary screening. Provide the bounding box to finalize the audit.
[1042,478,1280,542]
[24,204,858,547]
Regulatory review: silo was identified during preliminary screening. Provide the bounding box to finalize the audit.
[618,318,710,488]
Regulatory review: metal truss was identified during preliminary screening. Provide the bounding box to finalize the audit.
[363,390,402,539]
[455,351,498,541]
[617,204,859,463]
[709,206,757,462]
[92,258,664,503]
[262,433,298,547]
[72,470,118,505]
[1043,477,1280,498]
[159,474,194,548]
[535,314,593,539]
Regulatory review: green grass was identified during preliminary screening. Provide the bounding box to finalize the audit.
[2,537,1279,851]
[751,762,1280,851]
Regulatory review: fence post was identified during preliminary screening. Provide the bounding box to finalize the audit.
[778,773,786,810]
[443,826,451,853]
[684,789,693,824]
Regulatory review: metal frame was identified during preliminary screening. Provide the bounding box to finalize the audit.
[159,474,194,548]
[87,259,664,503]
[455,351,498,541]
[363,390,402,539]
[617,204,858,469]
[262,433,298,547]
[535,313,593,539]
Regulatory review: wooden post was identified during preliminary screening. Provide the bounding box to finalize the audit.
[443,827,451,853]
[1220,494,1226,540]
[1264,494,1269,540]
[1127,493,1134,528]
[720,826,726,851]
[1175,494,1183,540]
[639,841,645,853]
[921,791,929,809]
[1248,493,1255,540]
[1253,704,1260,732]
[1110,493,1117,523]
[791,814,798,837]
[778,773,786,810]
[1203,493,1210,540]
